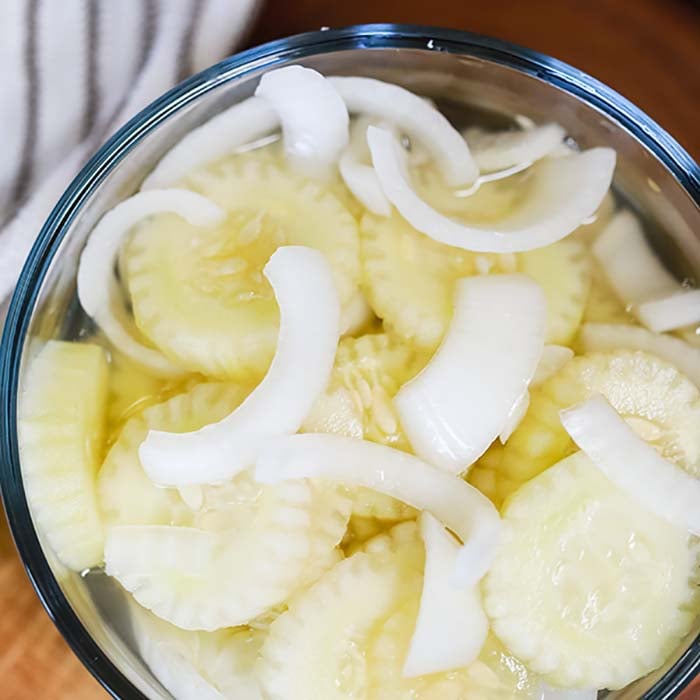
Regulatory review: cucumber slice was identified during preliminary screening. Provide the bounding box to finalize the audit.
[303,333,424,520]
[258,523,423,700]
[360,211,478,351]
[19,340,108,570]
[105,475,315,631]
[98,383,251,529]
[125,149,360,380]
[483,452,698,689]
[366,598,541,700]
[494,350,700,488]
[518,239,590,345]
[361,211,591,351]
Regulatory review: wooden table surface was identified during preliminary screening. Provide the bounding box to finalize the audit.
[1,1,699,698]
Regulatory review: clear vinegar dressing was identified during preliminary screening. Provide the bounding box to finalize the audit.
[17,67,700,700]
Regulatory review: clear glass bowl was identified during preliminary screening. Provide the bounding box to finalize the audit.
[1,24,699,700]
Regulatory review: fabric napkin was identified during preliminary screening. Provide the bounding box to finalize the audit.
[0,0,260,325]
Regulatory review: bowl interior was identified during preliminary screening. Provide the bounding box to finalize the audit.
[3,29,700,699]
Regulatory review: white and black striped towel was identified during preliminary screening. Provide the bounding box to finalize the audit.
[0,0,260,324]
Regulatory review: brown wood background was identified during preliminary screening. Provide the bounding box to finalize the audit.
[1,0,699,698]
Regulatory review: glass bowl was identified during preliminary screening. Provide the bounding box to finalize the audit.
[1,23,699,700]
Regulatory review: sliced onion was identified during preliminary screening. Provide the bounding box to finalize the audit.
[255,433,502,585]
[368,126,615,253]
[533,344,575,385]
[540,683,598,700]
[560,394,700,534]
[592,209,679,310]
[579,323,700,387]
[255,66,348,178]
[329,76,478,186]
[339,148,391,216]
[499,345,573,444]
[403,512,488,678]
[77,189,225,375]
[141,97,279,190]
[637,289,700,333]
[499,392,530,445]
[395,274,546,473]
[464,123,566,173]
[139,246,340,486]
[338,116,391,216]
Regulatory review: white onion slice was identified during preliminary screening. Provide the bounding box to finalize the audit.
[403,512,488,678]
[499,345,572,444]
[395,274,546,473]
[337,116,391,216]
[498,392,530,445]
[580,323,700,387]
[255,66,348,178]
[368,126,615,253]
[592,209,679,310]
[141,97,280,190]
[637,289,700,333]
[533,344,575,385]
[561,394,700,534]
[329,76,478,186]
[540,683,598,700]
[77,189,225,375]
[139,246,340,486]
[339,148,391,216]
[464,123,566,173]
[255,434,502,585]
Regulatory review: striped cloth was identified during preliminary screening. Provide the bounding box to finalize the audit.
[0,0,260,323]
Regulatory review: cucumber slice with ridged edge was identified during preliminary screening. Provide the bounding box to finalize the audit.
[98,382,252,529]
[132,604,265,699]
[484,350,700,496]
[257,522,423,700]
[100,382,350,629]
[484,452,699,689]
[304,333,424,520]
[366,597,541,700]
[361,212,591,352]
[19,340,109,571]
[125,149,360,380]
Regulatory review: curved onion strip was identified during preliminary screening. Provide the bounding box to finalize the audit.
[255,66,348,178]
[368,126,615,253]
[77,189,225,375]
[540,684,598,700]
[139,246,340,485]
[339,148,391,216]
[499,345,573,444]
[499,392,530,445]
[580,323,700,387]
[329,76,478,186]
[395,275,546,472]
[403,512,488,678]
[464,123,566,173]
[256,434,501,585]
[637,290,700,333]
[561,394,700,534]
[592,209,679,310]
[338,116,391,215]
[141,97,279,190]
[533,344,575,385]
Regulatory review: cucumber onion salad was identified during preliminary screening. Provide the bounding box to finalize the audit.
[17,66,700,700]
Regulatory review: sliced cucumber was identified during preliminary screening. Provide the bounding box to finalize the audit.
[19,340,109,570]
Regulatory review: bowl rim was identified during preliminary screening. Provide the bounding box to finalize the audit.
[1,23,699,700]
